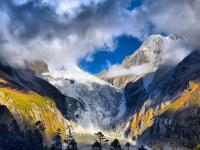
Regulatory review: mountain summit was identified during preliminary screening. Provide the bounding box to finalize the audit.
[97,35,178,88]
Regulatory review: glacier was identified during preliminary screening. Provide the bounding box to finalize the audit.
[42,69,126,132]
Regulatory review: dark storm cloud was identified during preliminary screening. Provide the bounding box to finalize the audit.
[143,0,200,48]
[1,0,132,41]
[0,32,7,44]
[0,0,69,40]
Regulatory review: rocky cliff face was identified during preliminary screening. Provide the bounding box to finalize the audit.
[137,81,200,149]
[124,51,200,149]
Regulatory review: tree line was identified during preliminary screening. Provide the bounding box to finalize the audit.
[0,120,147,150]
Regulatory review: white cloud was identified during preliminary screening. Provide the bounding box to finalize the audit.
[160,38,191,66]
[42,0,107,20]
[144,0,200,48]
[0,0,199,72]
[85,56,94,62]
[105,64,152,78]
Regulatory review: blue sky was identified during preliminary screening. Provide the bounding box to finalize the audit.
[128,0,143,10]
[79,35,142,74]
[78,0,144,74]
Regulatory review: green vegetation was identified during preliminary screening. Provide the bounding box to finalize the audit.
[110,139,122,150]
[0,119,45,150]
[0,86,66,139]
[193,144,200,150]
[125,142,131,150]
[131,82,200,148]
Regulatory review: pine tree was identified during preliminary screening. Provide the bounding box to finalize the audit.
[51,128,62,150]
[138,145,147,150]
[91,141,102,150]
[64,124,78,150]
[125,142,131,150]
[92,132,109,150]
[110,139,122,150]
[95,132,109,146]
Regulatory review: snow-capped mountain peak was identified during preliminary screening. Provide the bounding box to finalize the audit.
[97,34,186,88]
[122,35,168,69]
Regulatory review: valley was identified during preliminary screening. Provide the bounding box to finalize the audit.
[0,35,200,150]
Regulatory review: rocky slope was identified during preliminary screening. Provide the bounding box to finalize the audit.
[124,50,200,149]
[139,81,200,149]
[0,80,67,140]
[0,61,74,144]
